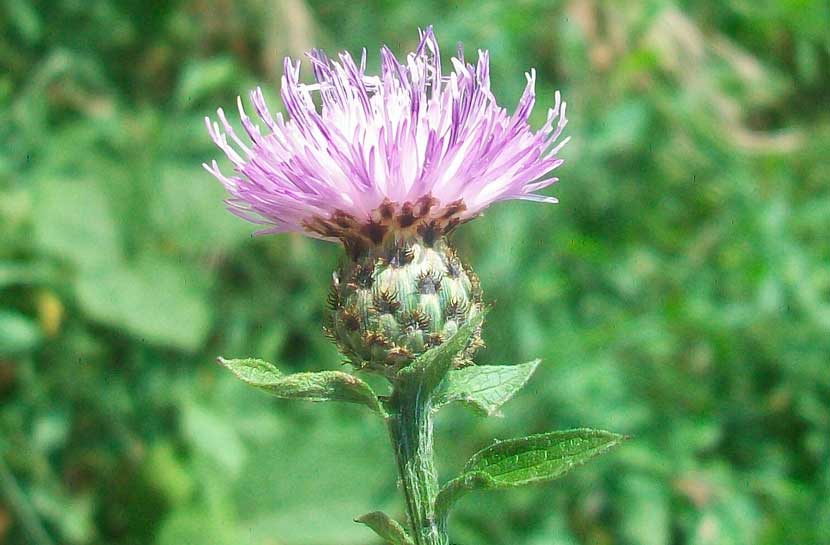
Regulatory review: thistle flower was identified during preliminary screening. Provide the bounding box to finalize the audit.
[205,27,569,373]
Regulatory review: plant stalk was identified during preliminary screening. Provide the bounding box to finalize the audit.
[387,386,447,545]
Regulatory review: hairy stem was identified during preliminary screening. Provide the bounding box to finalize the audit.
[387,386,447,545]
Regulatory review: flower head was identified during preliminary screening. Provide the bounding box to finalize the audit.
[205,26,569,245]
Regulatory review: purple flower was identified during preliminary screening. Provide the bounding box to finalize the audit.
[205,26,569,241]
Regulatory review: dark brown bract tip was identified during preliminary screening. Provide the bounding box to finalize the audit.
[416,269,442,294]
[372,288,401,314]
[303,197,475,258]
[388,241,415,267]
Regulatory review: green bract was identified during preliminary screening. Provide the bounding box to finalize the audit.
[325,235,484,373]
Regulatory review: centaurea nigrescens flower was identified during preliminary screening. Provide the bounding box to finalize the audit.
[207,29,627,545]
[205,27,568,372]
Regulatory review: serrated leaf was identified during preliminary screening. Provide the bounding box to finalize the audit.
[436,429,625,519]
[355,511,414,545]
[464,428,625,484]
[433,359,540,416]
[217,357,384,415]
[396,309,487,398]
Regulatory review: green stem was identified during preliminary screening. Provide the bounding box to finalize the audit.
[386,386,447,545]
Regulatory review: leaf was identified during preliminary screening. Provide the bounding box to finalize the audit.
[619,475,670,545]
[432,359,540,416]
[0,310,41,355]
[152,164,249,254]
[75,254,211,352]
[463,428,625,485]
[396,309,487,398]
[217,357,385,415]
[156,508,239,545]
[5,0,42,44]
[175,57,238,107]
[182,401,247,476]
[33,178,122,269]
[143,441,195,506]
[234,418,396,545]
[355,511,414,545]
[435,429,626,518]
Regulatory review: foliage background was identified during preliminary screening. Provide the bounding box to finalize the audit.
[1,1,829,544]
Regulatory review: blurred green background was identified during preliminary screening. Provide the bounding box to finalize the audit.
[2,1,829,544]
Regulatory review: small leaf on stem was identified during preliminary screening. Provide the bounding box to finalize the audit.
[436,428,626,519]
[432,359,540,416]
[217,357,385,415]
[396,309,487,398]
[355,511,414,545]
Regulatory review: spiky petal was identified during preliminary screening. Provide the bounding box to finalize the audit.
[204,26,569,239]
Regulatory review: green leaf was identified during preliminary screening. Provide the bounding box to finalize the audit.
[152,164,249,254]
[156,507,238,545]
[175,57,239,108]
[435,429,625,518]
[33,178,122,269]
[217,357,385,415]
[6,0,42,44]
[355,511,414,545]
[75,254,211,352]
[143,441,195,506]
[433,359,540,416]
[619,474,670,545]
[234,417,396,545]
[182,401,247,476]
[0,310,41,355]
[396,309,487,398]
[463,428,625,484]
[0,261,56,288]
